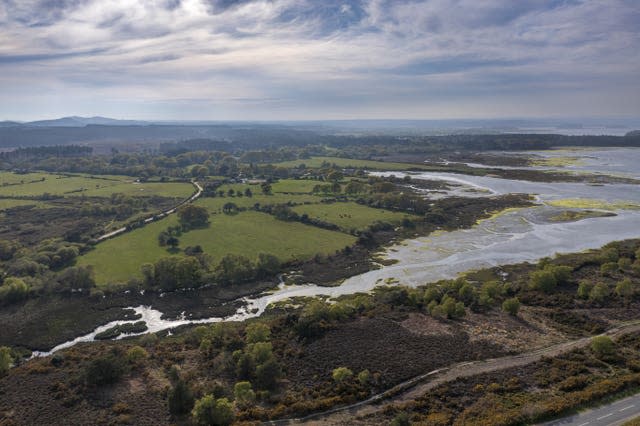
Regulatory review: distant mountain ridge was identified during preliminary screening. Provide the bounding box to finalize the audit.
[24,116,148,127]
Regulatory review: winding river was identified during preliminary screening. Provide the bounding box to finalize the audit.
[33,148,640,357]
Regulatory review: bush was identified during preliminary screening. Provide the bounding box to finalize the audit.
[85,354,126,386]
[0,277,29,304]
[0,346,12,376]
[601,262,619,275]
[615,278,636,298]
[192,395,234,426]
[234,381,256,407]
[357,369,371,386]
[502,297,521,316]
[530,270,557,293]
[126,346,148,365]
[332,367,354,383]
[591,336,615,357]
[245,323,271,344]
[589,283,609,303]
[577,281,593,299]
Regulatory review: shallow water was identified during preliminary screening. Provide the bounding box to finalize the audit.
[33,148,640,356]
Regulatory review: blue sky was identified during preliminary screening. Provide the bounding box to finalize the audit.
[0,0,638,120]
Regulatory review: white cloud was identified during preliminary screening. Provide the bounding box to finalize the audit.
[0,0,638,119]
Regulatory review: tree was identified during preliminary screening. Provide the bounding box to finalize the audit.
[255,358,281,390]
[0,346,12,376]
[233,381,255,407]
[191,395,234,426]
[255,253,280,278]
[166,235,180,249]
[502,298,520,316]
[222,202,238,214]
[332,367,353,383]
[260,182,272,195]
[216,254,254,285]
[178,204,210,229]
[244,188,252,197]
[591,336,615,357]
[169,379,194,415]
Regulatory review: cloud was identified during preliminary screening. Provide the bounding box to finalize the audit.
[0,0,638,120]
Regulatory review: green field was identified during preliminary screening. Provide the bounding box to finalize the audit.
[0,199,45,210]
[292,202,412,230]
[0,172,193,199]
[271,156,432,171]
[78,210,356,285]
[271,179,326,193]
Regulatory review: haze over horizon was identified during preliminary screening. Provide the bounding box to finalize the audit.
[1,0,639,121]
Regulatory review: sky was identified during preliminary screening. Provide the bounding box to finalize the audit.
[0,0,639,121]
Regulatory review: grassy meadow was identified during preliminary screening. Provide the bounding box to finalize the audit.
[78,210,356,285]
[292,202,412,231]
[0,171,193,198]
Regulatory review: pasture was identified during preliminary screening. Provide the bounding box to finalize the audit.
[292,202,412,231]
[78,210,356,285]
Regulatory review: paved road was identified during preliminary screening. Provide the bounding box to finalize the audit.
[541,393,640,426]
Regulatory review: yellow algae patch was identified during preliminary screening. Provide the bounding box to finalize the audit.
[476,207,526,225]
[530,156,585,167]
[547,198,640,210]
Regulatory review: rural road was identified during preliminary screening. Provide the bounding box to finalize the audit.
[540,393,640,426]
[96,180,203,242]
[265,321,640,425]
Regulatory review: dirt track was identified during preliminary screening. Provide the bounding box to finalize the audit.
[266,321,640,425]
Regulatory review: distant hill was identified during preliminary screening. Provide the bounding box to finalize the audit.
[626,130,640,137]
[0,121,21,127]
[25,116,148,127]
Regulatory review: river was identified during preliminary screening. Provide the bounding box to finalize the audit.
[32,147,640,357]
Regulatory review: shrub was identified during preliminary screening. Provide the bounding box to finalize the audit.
[234,381,256,407]
[357,369,371,386]
[255,358,281,391]
[126,346,148,365]
[245,323,271,344]
[85,354,126,386]
[0,346,12,375]
[0,277,29,304]
[530,270,557,293]
[332,367,354,383]
[169,380,194,416]
[502,298,521,316]
[577,281,593,299]
[615,278,635,298]
[601,262,619,275]
[591,336,615,357]
[390,412,410,426]
[192,395,234,426]
[589,283,609,303]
